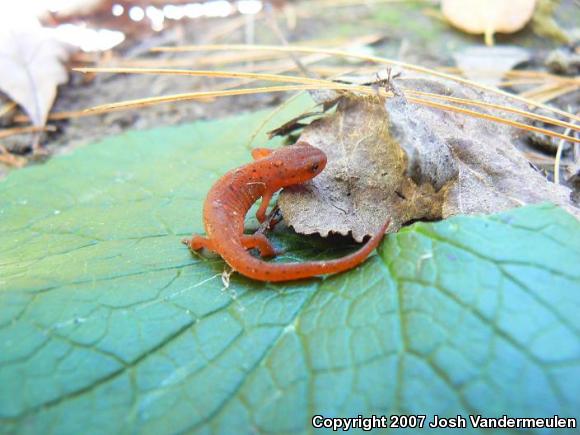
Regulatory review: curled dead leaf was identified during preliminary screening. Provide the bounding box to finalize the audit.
[278,77,577,241]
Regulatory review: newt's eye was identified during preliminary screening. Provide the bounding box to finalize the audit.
[311,163,320,172]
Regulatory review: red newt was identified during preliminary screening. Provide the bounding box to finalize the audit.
[183,141,390,282]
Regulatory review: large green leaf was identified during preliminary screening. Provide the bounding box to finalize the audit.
[1,98,579,434]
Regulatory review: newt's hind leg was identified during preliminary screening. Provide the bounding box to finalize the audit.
[241,234,277,258]
[182,235,216,253]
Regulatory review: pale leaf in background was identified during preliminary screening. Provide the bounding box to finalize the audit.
[0,28,74,127]
[442,0,537,45]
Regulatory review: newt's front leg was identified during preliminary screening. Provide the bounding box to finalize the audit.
[256,190,274,223]
[182,235,216,253]
[257,205,283,232]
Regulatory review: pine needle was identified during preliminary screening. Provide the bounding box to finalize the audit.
[150,44,580,123]
[76,67,580,135]
[73,67,335,87]
[405,89,580,133]
[0,125,56,139]
[79,80,580,145]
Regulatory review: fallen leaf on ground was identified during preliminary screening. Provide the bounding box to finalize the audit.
[278,77,578,241]
[0,27,74,127]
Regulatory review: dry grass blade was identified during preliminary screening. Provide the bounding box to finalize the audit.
[150,44,580,123]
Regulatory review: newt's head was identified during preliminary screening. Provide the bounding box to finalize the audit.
[271,142,327,187]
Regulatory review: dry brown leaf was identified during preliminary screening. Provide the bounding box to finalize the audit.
[442,0,537,45]
[278,96,443,242]
[0,28,74,127]
[278,77,577,241]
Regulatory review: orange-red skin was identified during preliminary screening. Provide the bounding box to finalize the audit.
[184,142,389,282]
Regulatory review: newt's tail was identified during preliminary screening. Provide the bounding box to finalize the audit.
[225,219,391,282]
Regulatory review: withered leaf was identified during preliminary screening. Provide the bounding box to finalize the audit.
[278,77,577,241]
[0,28,74,127]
